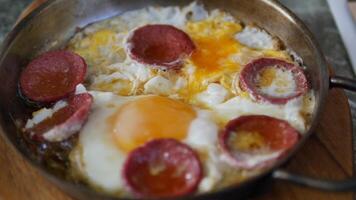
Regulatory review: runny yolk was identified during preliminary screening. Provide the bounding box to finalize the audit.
[182,19,242,98]
[191,37,239,75]
[109,96,196,152]
[186,19,242,77]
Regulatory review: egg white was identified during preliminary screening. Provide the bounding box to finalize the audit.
[24,100,68,130]
[257,67,297,98]
[235,26,278,50]
[195,83,230,107]
[144,75,174,96]
[185,109,223,192]
[213,94,307,132]
[69,92,133,193]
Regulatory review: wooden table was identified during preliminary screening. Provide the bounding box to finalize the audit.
[349,1,356,20]
[256,89,354,200]
[0,1,354,200]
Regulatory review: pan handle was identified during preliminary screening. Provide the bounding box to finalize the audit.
[272,170,356,191]
[271,75,356,192]
[330,76,356,91]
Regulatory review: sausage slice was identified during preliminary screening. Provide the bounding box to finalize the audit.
[239,58,308,104]
[123,139,202,198]
[20,50,87,103]
[219,115,299,169]
[127,25,195,69]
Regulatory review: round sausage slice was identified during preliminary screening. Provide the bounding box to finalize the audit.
[123,139,202,198]
[20,50,87,103]
[219,115,299,169]
[25,93,93,142]
[127,24,195,69]
[239,58,308,104]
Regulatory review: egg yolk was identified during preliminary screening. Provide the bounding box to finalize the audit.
[109,96,196,152]
[191,37,239,75]
[182,19,243,99]
[186,19,242,76]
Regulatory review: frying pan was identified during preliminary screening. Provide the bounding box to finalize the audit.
[1,0,356,199]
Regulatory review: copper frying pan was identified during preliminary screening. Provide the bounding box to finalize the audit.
[1,0,356,199]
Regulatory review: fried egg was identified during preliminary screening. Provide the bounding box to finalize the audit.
[67,2,291,103]
[70,91,224,194]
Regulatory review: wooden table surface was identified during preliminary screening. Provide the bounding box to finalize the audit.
[350,1,356,20]
[0,1,354,200]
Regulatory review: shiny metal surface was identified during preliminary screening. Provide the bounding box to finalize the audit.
[273,169,356,192]
[0,0,332,199]
[330,76,356,91]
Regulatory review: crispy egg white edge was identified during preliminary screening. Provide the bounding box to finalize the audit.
[235,26,278,50]
[119,1,208,30]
